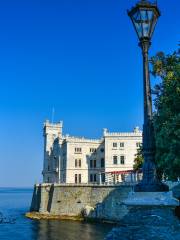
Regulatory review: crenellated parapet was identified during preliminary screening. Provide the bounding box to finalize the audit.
[43,120,63,137]
[103,127,142,138]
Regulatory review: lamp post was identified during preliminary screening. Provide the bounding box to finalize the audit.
[128,0,168,192]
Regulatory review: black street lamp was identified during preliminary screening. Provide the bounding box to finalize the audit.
[128,0,168,192]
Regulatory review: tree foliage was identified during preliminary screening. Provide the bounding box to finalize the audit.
[133,146,143,171]
[151,49,180,180]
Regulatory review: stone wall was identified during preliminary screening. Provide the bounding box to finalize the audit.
[30,183,132,221]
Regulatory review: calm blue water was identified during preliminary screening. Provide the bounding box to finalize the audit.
[0,188,112,240]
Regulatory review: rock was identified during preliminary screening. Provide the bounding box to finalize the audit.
[82,206,95,217]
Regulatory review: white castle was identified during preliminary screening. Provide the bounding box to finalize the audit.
[42,120,142,184]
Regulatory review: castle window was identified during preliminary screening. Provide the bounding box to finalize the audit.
[113,142,117,148]
[75,174,81,183]
[75,159,78,167]
[78,174,81,183]
[101,158,105,168]
[113,156,118,164]
[94,174,97,182]
[79,159,81,168]
[90,174,96,182]
[101,173,105,183]
[90,160,93,168]
[93,159,96,168]
[90,148,97,153]
[90,159,96,168]
[75,159,81,168]
[75,174,77,183]
[120,142,124,148]
[48,165,50,171]
[90,174,93,182]
[120,156,125,164]
[100,148,104,152]
[136,142,141,148]
[75,148,82,153]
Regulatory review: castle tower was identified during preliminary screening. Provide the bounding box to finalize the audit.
[43,120,63,183]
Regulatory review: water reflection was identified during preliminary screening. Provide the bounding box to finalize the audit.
[0,188,112,240]
[31,220,112,240]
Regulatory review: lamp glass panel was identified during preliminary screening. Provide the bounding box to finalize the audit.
[149,12,158,38]
[140,9,152,38]
[147,10,153,21]
[131,10,143,39]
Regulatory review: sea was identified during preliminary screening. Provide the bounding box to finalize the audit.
[0,188,113,240]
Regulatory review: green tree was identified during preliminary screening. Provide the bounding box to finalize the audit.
[151,49,180,180]
[133,146,143,171]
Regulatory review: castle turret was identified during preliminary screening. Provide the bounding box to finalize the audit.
[43,120,63,150]
[43,120,63,183]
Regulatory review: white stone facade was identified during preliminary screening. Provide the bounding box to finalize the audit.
[42,120,142,184]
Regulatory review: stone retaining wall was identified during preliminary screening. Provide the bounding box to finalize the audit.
[30,184,132,221]
[30,183,180,222]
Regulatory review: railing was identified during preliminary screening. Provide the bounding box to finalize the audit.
[37,180,180,189]
[38,182,137,187]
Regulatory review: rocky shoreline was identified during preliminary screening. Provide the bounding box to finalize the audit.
[25,211,117,225]
[25,212,84,221]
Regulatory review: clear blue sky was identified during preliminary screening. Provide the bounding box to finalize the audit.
[0,0,179,187]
